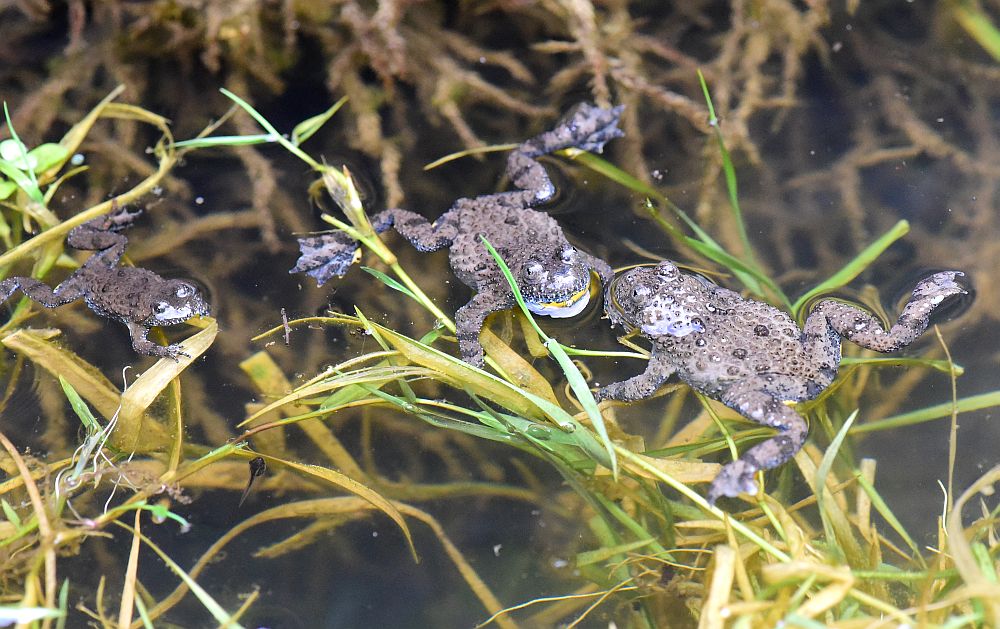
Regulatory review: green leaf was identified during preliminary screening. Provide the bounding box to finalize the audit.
[2,104,43,203]
[1,499,21,529]
[141,502,192,530]
[292,96,348,146]
[27,143,68,173]
[0,159,39,202]
[0,179,15,200]
[850,390,1000,434]
[698,69,759,274]
[58,375,101,433]
[0,139,34,169]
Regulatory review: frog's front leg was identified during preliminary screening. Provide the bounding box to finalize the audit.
[805,271,966,355]
[370,209,458,253]
[0,277,85,308]
[595,352,675,403]
[454,289,513,367]
[125,322,189,361]
[707,380,809,505]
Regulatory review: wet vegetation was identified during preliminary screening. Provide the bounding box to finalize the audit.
[1,1,1000,626]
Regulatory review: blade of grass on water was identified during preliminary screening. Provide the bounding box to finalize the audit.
[478,236,618,478]
[791,220,910,316]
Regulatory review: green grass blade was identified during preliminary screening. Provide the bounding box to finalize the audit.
[362,266,419,300]
[792,220,910,316]
[854,472,924,563]
[1,103,43,203]
[478,236,618,477]
[58,375,100,433]
[953,2,1000,62]
[173,134,278,149]
[849,390,1000,434]
[292,96,348,145]
[697,70,758,270]
[122,524,244,628]
[572,153,786,304]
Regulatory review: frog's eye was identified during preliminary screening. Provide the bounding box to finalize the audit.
[560,248,576,264]
[175,283,195,298]
[525,262,546,283]
[655,261,679,279]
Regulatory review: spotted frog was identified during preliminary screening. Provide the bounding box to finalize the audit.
[596,261,967,504]
[291,103,622,366]
[0,206,211,359]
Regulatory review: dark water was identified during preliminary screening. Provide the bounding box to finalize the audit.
[1,1,998,627]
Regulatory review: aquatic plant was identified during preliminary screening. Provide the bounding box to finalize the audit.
[0,2,999,627]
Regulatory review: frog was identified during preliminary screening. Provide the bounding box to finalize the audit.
[0,205,211,360]
[595,261,968,505]
[291,102,622,367]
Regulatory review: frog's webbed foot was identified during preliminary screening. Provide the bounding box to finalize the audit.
[67,206,141,251]
[707,460,759,506]
[292,209,455,286]
[521,103,625,158]
[910,271,967,301]
[291,232,361,286]
[707,383,809,506]
[558,102,626,154]
[504,103,624,205]
[809,270,968,354]
[127,322,189,361]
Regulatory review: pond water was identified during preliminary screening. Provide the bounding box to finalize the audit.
[1,2,998,627]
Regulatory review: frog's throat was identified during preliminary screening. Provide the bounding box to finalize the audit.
[526,283,591,318]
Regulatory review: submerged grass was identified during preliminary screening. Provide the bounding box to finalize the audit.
[0,77,998,628]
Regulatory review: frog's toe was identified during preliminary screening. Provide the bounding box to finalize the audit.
[164,344,191,361]
[105,206,143,231]
[575,105,626,153]
[913,271,968,300]
[707,459,759,506]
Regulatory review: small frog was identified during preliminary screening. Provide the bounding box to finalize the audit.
[291,103,622,366]
[0,205,211,359]
[596,261,967,505]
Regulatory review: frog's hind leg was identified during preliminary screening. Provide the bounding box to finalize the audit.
[806,271,967,355]
[292,209,458,286]
[0,277,85,308]
[65,205,142,270]
[707,381,809,505]
[66,206,140,253]
[505,103,625,206]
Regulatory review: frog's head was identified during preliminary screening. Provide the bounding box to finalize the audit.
[605,261,706,338]
[146,280,211,326]
[516,245,595,319]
